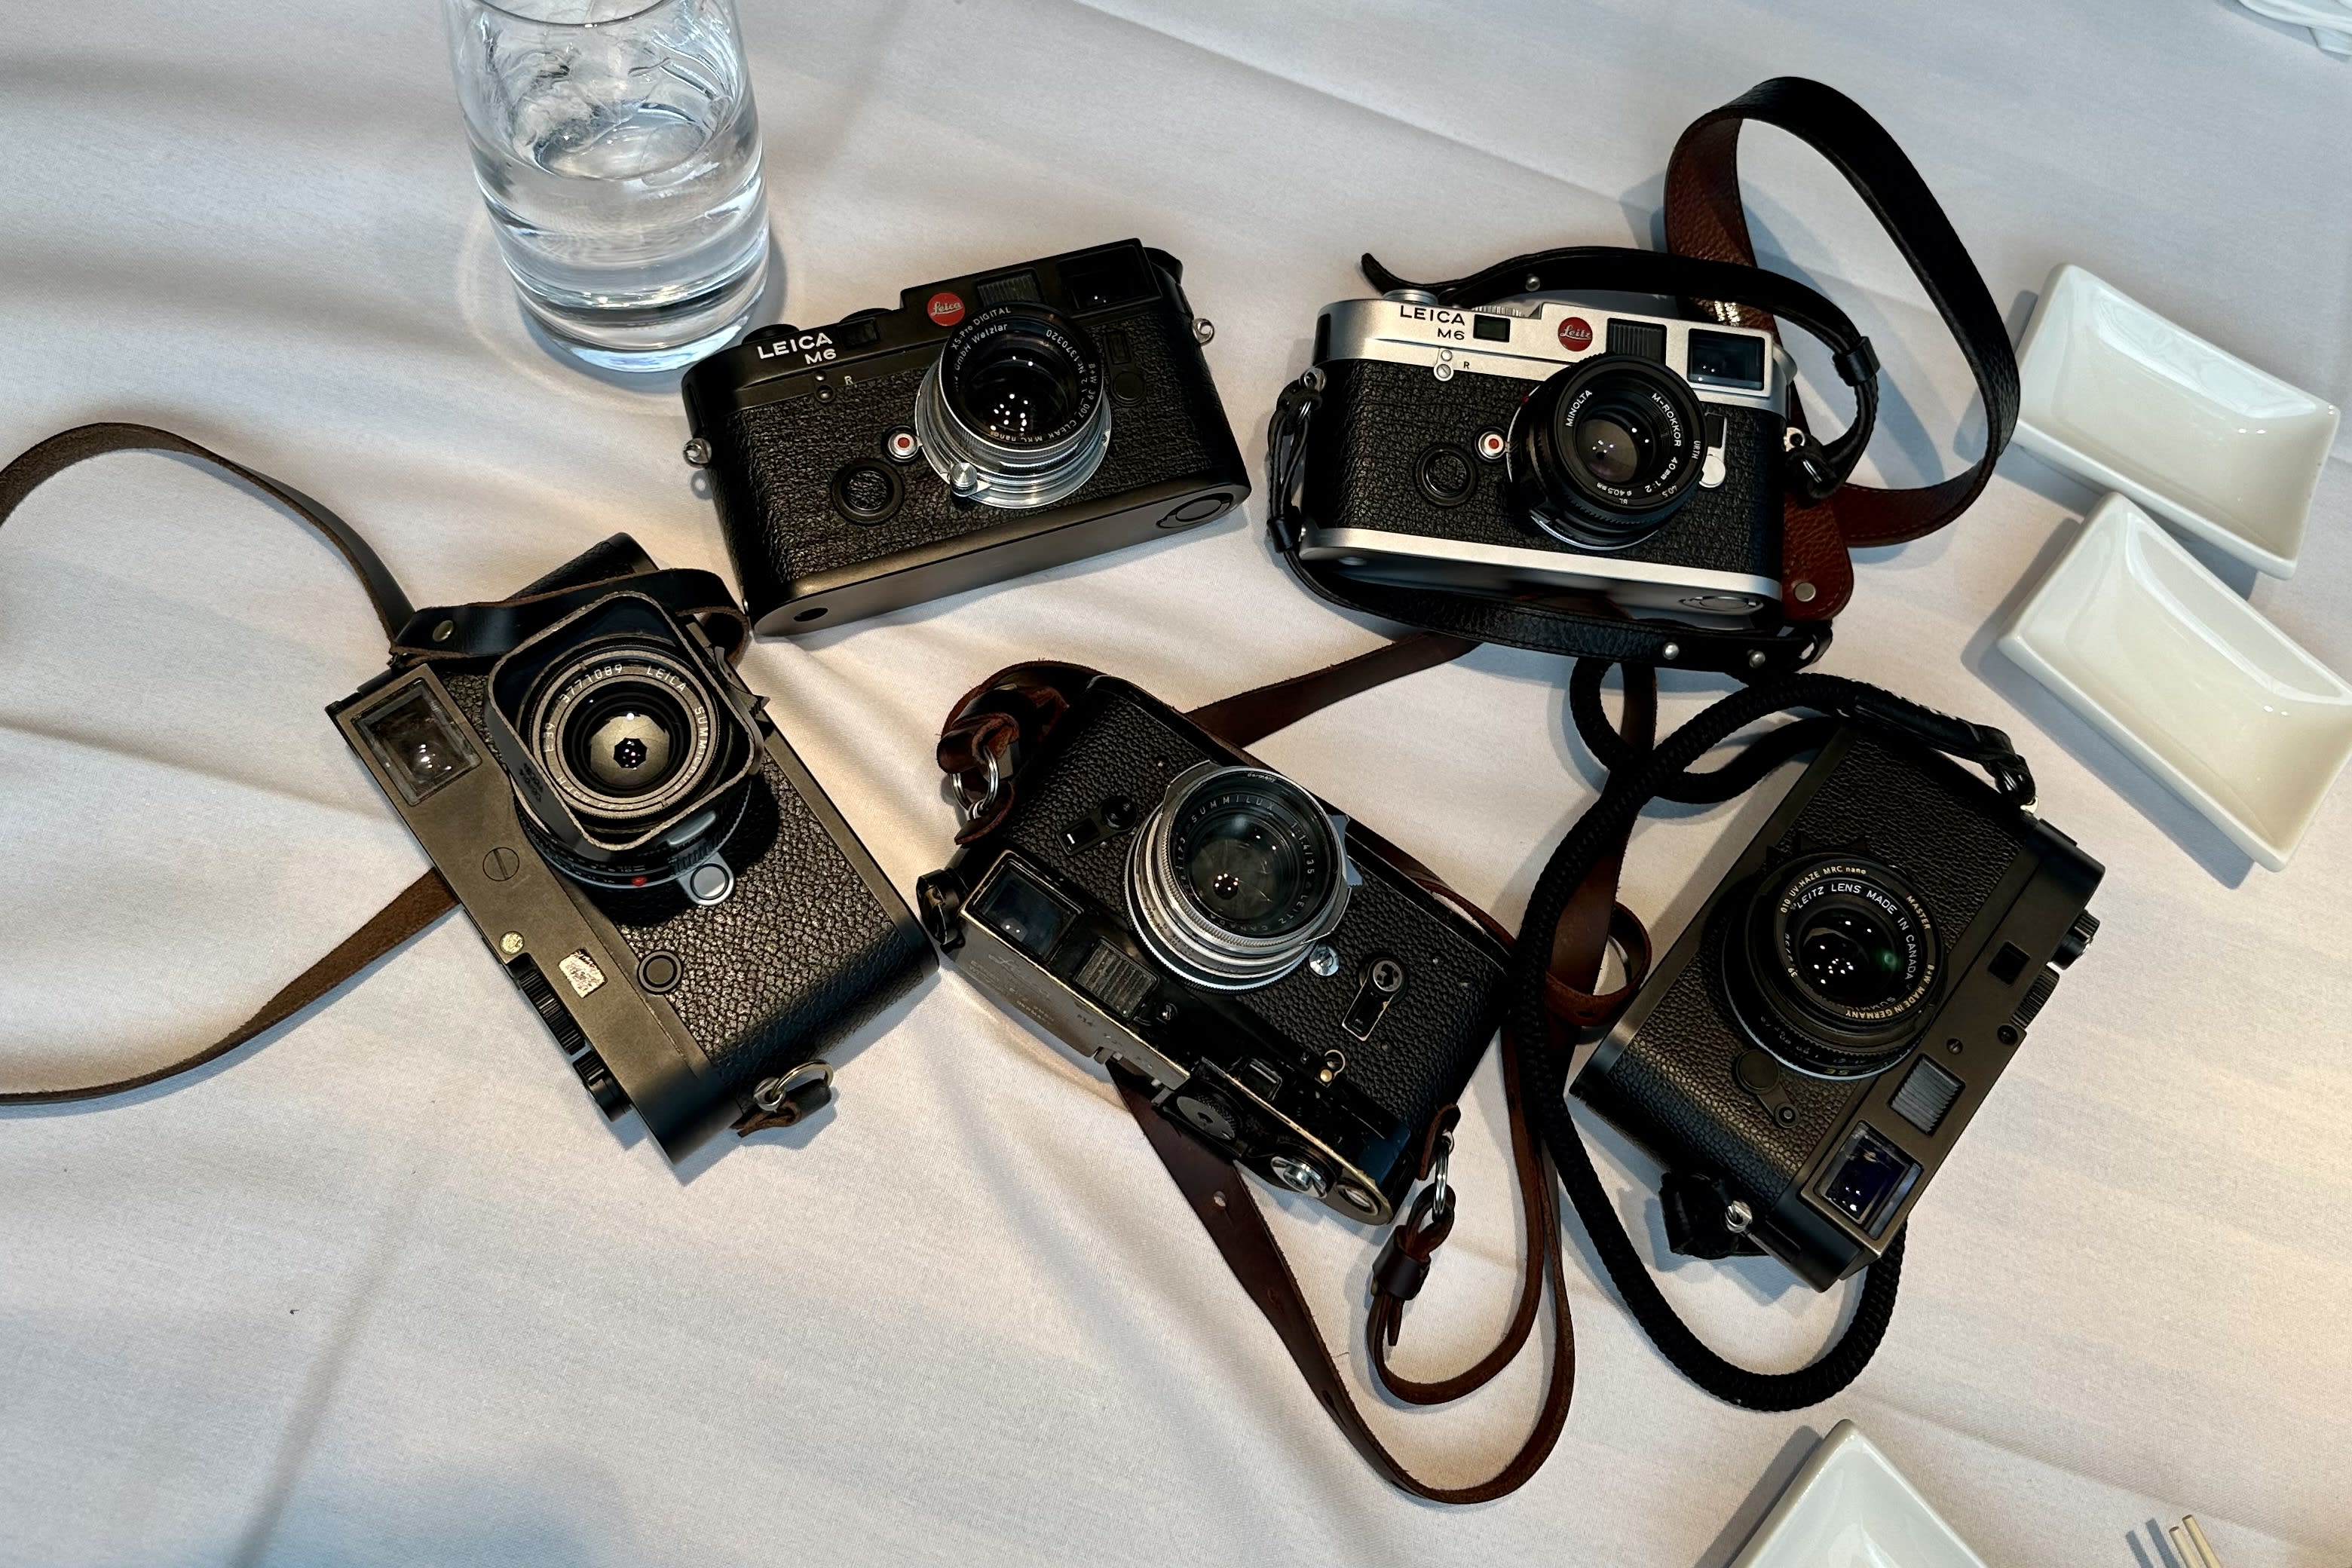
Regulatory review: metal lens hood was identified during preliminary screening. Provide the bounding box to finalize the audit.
[1510,352,1707,547]
[914,304,1111,510]
[1126,762,1352,991]
[1720,854,1940,1077]
[482,590,761,886]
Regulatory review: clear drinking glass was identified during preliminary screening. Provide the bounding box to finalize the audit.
[443,0,770,372]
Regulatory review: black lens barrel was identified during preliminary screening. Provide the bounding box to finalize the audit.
[1511,353,1708,546]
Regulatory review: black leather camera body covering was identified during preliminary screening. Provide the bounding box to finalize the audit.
[1295,298,1787,628]
[1577,725,2102,1289]
[681,240,1250,635]
[329,538,930,1159]
[917,674,1506,1226]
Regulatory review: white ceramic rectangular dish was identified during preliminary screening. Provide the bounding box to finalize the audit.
[1999,493,2352,871]
[2012,263,2339,577]
[1729,1420,1986,1568]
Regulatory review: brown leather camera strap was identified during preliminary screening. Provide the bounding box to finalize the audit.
[0,424,464,1103]
[940,636,1591,1502]
[0,426,465,1103]
[0,872,458,1105]
[1663,76,2022,617]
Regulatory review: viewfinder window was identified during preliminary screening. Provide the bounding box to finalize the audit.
[1472,314,1512,342]
[1058,247,1153,312]
[1686,329,1767,390]
[970,864,1078,960]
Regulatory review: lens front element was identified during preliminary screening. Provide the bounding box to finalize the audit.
[1724,856,1940,1077]
[1793,902,1910,1012]
[532,648,721,825]
[1130,764,1351,989]
[954,322,1084,444]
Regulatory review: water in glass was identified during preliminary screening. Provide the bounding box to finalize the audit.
[446,0,770,372]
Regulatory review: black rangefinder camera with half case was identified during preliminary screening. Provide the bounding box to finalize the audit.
[915,672,1506,1225]
[681,240,1250,634]
[1580,723,2102,1290]
[1293,292,1794,629]
[329,536,930,1160]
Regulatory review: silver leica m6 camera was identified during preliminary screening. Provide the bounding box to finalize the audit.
[1294,292,1795,626]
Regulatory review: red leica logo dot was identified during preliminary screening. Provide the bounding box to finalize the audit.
[1557,316,1594,351]
[927,291,966,327]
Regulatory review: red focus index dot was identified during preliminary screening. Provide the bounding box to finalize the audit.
[1557,316,1594,352]
[926,291,966,327]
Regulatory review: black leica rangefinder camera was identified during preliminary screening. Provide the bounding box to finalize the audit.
[681,240,1250,634]
[1294,292,1791,626]
[329,536,929,1160]
[1580,724,2102,1289]
[916,673,1506,1224]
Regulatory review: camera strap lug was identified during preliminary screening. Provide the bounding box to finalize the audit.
[740,1060,835,1134]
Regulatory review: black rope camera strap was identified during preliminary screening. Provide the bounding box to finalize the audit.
[1514,661,2032,1409]
[0,422,740,1104]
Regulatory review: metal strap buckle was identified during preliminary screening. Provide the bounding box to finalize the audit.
[956,747,1004,825]
[1427,1131,1455,1224]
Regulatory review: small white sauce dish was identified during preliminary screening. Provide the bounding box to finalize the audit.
[2012,264,2339,578]
[1728,1420,1987,1568]
[1999,493,2352,871]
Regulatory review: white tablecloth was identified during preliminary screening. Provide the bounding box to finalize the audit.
[5,3,2349,1564]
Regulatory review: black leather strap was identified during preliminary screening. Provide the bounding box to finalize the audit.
[1664,76,2020,554]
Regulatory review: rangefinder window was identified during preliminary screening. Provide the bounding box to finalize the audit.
[357,681,480,805]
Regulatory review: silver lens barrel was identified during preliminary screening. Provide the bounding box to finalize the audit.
[914,307,1112,510]
[1126,763,1352,991]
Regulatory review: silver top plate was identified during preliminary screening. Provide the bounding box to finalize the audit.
[1317,296,1791,409]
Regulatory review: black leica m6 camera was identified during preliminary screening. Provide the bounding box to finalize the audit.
[1293,292,1793,627]
[916,673,1506,1224]
[1579,724,2102,1289]
[681,240,1250,634]
[329,536,930,1159]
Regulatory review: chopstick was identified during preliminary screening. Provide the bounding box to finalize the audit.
[2168,1515,2225,1568]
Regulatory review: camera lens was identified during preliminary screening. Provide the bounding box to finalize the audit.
[1722,856,1940,1077]
[531,646,722,825]
[914,304,1110,510]
[1128,764,1352,989]
[1509,354,1707,547]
